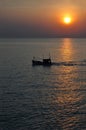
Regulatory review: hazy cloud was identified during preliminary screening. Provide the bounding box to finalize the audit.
[0,0,86,8]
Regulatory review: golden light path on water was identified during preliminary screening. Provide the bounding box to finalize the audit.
[52,39,83,130]
[60,38,73,61]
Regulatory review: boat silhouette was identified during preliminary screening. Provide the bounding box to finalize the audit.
[32,56,86,67]
[32,56,52,66]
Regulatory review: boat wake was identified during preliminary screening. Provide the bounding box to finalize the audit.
[52,60,86,66]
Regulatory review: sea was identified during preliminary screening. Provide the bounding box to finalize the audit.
[0,38,86,130]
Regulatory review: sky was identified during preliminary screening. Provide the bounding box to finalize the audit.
[0,0,86,38]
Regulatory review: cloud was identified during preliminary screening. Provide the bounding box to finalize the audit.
[0,0,78,8]
[0,0,86,15]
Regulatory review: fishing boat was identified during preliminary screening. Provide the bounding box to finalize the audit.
[32,57,52,66]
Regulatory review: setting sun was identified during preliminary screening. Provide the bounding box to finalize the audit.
[64,17,71,24]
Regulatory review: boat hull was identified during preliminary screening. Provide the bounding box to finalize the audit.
[32,60,43,65]
[32,59,52,66]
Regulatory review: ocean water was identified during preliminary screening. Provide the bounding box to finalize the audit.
[0,38,86,130]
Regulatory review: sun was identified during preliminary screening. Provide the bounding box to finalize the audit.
[64,17,71,24]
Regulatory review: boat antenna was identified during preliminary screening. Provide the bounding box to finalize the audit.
[42,54,44,59]
[49,52,51,59]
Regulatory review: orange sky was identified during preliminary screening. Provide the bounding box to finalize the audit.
[0,0,86,38]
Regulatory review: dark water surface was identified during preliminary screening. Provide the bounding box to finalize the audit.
[0,38,86,130]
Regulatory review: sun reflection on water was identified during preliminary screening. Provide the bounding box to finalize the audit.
[60,38,74,61]
[55,66,82,129]
[52,39,83,129]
